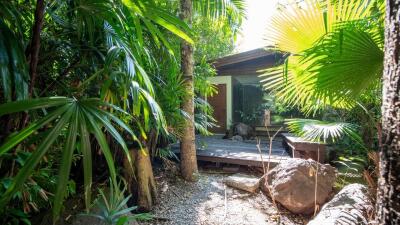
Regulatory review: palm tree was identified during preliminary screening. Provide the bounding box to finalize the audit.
[180,0,198,181]
[376,0,400,223]
[179,0,246,181]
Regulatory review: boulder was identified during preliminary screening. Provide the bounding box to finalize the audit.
[224,173,260,193]
[234,123,253,139]
[261,158,337,214]
[308,184,373,225]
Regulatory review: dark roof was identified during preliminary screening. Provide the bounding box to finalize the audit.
[211,48,283,76]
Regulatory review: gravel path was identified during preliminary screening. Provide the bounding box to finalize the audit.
[140,172,308,225]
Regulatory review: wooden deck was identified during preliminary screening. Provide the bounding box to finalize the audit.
[171,135,290,167]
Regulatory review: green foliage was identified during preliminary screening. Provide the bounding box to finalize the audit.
[0,0,246,223]
[190,10,244,135]
[0,1,190,221]
[0,150,76,225]
[194,97,217,136]
[0,97,138,221]
[260,0,383,172]
[82,180,152,225]
[153,62,187,138]
[1,209,32,225]
[286,118,364,146]
[193,0,246,27]
[147,0,245,137]
[192,17,237,60]
[261,0,384,113]
[0,20,29,102]
[334,156,368,189]
[153,147,179,161]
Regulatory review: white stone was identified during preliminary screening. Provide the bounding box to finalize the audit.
[224,173,260,193]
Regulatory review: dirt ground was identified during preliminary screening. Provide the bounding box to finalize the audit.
[140,171,309,225]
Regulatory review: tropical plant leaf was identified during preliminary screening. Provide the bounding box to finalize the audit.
[0,104,69,156]
[0,105,74,206]
[122,0,194,44]
[81,105,119,190]
[193,0,246,26]
[0,98,133,221]
[52,105,79,220]
[0,97,72,115]
[261,0,384,113]
[0,20,29,102]
[78,109,93,213]
[286,118,365,148]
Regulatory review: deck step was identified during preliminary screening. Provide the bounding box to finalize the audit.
[255,125,287,136]
[171,135,291,168]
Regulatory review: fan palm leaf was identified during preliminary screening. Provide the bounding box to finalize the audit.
[0,97,136,221]
[286,118,364,147]
[261,0,384,113]
[304,24,383,99]
[266,0,377,54]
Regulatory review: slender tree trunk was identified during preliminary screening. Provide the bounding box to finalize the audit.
[376,0,400,223]
[179,0,198,181]
[123,147,157,212]
[28,0,45,97]
[21,0,45,128]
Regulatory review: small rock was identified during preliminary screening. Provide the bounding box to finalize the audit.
[308,184,373,225]
[261,158,337,214]
[231,135,244,142]
[224,173,260,193]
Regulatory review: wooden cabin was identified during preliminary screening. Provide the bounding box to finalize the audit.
[207,48,284,134]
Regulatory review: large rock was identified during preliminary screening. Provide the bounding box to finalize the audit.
[308,184,373,225]
[234,123,253,139]
[261,158,337,214]
[224,173,260,193]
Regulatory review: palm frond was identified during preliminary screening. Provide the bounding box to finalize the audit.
[260,55,355,114]
[193,0,246,26]
[194,97,217,135]
[286,118,365,147]
[303,23,383,99]
[0,20,29,102]
[0,97,134,221]
[265,0,379,54]
[122,0,194,44]
[261,0,384,113]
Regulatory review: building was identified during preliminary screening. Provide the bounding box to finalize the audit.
[207,48,284,133]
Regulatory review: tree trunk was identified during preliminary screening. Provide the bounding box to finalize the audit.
[179,0,198,182]
[376,0,400,223]
[28,0,45,97]
[123,147,157,212]
[21,0,45,128]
